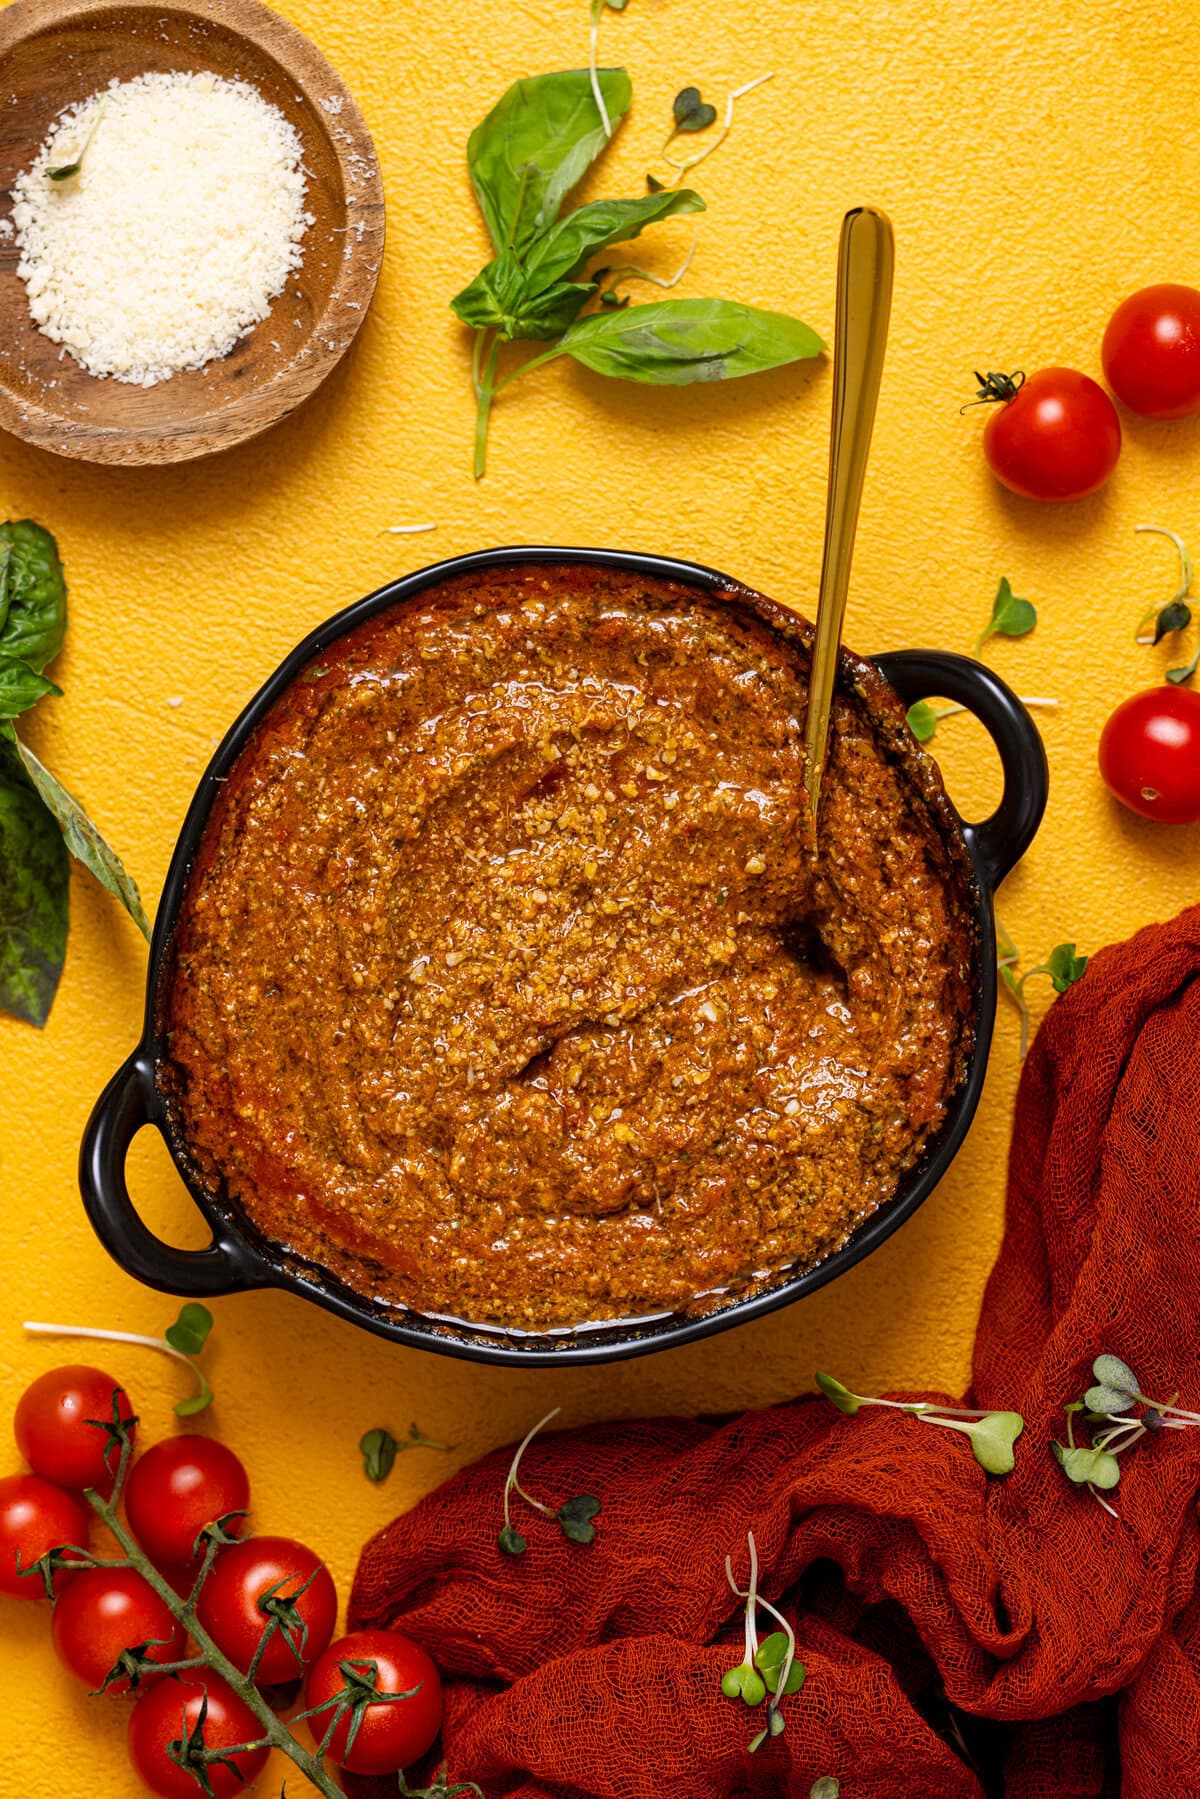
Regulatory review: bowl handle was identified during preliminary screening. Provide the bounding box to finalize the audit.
[873,649,1049,891]
[79,1053,266,1298]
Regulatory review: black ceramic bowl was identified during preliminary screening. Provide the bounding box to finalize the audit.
[80,547,1048,1365]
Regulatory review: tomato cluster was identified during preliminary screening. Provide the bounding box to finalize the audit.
[2,1363,444,1796]
[974,285,1200,506]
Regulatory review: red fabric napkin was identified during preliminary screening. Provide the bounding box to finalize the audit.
[349,906,1200,1797]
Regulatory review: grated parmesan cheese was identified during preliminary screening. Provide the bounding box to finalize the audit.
[11,71,315,385]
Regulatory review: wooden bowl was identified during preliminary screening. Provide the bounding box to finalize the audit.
[0,0,385,464]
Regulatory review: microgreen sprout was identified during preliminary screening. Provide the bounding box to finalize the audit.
[24,1304,216,1416]
[655,72,775,187]
[588,0,630,138]
[975,576,1037,656]
[360,1423,452,1482]
[595,229,699,308]
[1134,524,1199,683]
[903,575,1052,746]
[1053,1352,1200,1519]
[815,1372,1024,1476]
[665,86,719,146]
[722,1532,805,1752]
[906,694,1058,745]
[498,1409,600,1556]
[996,922,1087,1059]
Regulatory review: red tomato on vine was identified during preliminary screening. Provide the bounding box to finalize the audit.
[127,1674,268,1799]
[125,1436,250,1569]
[14,1365,135,1496]
[196,1534,337,1683]
[0,1472,90,1599]
[303,1628,444,1774]
[52,1566,186,1693]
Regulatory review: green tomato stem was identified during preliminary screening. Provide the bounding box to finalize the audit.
[86,1433,345,1798]
[473,336,502,480]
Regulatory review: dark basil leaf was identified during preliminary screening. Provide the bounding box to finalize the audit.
[13,738,151,940]
[0,521,67,673]
[558,297,824,384]
[0,659,61,720]
[523,189,705,289]
[467,68,632,257]
[0,730,68,1027]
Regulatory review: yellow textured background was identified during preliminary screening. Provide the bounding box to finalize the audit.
[2,0,1199,1791]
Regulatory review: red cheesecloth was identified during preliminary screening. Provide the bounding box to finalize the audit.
[349,907,1200,1797]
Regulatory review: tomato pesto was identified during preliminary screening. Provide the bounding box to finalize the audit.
[162,565,975,1330]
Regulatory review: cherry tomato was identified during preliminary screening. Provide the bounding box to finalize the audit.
[979,367,1121,502]
[0,1472,90,1599]
[303,1629,443,1774]
[1102,283,1200,419]
[125,1437,250,1570]
[128,1673,268,1799]
[15,1364,136,1496]
[1099,685,1200,823]
[52,1566,186,1693]
[196,1534,337,1684]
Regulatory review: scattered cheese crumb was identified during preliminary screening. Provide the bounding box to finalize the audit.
[166,695,184,708]
[11,71,315,385]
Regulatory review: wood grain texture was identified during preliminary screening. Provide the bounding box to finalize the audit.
[0,0,384,463]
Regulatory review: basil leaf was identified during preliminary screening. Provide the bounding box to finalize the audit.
[13,738,151,940]
[0,731,68,1027]
[0,659,61,720]
[452,251,595,341]
[523,189,705,288]
[557,297,824,384]
[0,546,13,640]
[0,521,67,674]
[468,68,632,256]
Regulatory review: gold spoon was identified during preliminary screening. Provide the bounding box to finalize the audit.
[803,205,895,818]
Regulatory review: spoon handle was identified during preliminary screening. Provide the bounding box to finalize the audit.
[803,205,895,817]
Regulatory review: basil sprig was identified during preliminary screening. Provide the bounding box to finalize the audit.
[0,520,149,1027]
[452,67,823,475]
